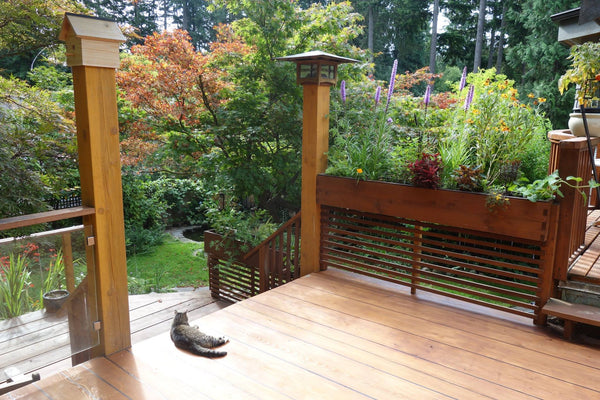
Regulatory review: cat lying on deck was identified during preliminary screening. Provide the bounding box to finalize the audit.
[170,310,229,358]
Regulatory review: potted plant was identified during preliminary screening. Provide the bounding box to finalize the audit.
[41,249,69,313]
[558,41,600,136]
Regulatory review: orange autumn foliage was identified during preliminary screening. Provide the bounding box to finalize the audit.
[116,28,251,166]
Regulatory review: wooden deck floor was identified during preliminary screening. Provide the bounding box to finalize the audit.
[569,209,600,283]
[1,288,229,385]
[5,268,600,399]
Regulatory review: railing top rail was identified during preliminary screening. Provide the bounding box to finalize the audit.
[0,224,85,245]
[243,211,301,260]
[0,206,95,232]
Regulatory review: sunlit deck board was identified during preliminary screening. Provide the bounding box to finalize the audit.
[7,268,600,400]
[570,209,600,284]
[0,288,227,385]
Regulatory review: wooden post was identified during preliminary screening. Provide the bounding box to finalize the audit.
[300,83,331,275]
[60,14,130,356]
[276,51,357,276]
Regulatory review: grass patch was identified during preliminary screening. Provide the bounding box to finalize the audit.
[126,235,208,294]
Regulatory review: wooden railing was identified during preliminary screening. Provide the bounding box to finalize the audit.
[205,212,301,302]
[548,130,600,280]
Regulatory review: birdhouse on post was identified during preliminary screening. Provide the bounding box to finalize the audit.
[277,51,357,276]
[59,13,130,361]
[59,13,125,68]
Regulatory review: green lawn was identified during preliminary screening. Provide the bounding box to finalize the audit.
[126,235,208,294]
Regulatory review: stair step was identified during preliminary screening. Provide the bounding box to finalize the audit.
[542,298,600,339]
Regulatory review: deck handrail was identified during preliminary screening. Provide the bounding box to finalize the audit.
[244,211,301,259]
[548,131,600,281]
[206,212,301,301]
[0,206,95,232]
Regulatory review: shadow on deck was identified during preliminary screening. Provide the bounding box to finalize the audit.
[6,268,600,399]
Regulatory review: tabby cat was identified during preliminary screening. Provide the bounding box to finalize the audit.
[170,310,228,358]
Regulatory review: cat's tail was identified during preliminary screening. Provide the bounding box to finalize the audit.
[188,344,227,358]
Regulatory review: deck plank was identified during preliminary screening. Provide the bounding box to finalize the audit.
[1,288,224,386]
[569,210,600,282]
[5,269,600,399]
[275,277,600,397]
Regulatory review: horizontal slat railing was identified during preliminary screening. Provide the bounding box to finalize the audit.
[206,212,301,302]
[320,206,555,320]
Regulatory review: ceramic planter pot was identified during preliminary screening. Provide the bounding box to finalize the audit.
[43,289,69,313]
[568,112,600,137]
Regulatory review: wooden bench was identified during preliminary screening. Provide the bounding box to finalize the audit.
[542,297,600,340]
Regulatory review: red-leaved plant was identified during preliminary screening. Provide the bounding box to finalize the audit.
[408,153,442,189]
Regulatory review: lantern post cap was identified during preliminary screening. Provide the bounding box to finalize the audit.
[59,13,125,43]
[276,50,358,64]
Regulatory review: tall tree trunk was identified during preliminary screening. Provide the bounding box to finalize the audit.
[487,30,495,69]
[182,0,190,31]
[495,3,507,73]
[473,0,487,72]
[368,5,374,62]
[429,0,439,74]
[163,0,169,31]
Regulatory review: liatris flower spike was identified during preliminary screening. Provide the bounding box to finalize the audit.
[385,59,398,113]
[464,84,474,111]
[340,80,346,103]
[424,84,431,106]
[375,86,381,105]
[459,67,467,92]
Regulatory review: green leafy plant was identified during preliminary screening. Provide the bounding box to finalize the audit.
[509,170,600,203]
[558,42,600,107]
[38,248,65,303]
[327,77,397,182]
[0,253,33,319]
[207,206,276,253]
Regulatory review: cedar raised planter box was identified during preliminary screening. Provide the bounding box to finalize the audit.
[317,174,557,242]
[316,174,561,322]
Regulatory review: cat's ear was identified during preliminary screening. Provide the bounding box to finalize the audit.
[174,310,178,315]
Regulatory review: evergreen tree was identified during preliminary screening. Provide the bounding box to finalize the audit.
[352,0,430,79]
[504,0,580,128]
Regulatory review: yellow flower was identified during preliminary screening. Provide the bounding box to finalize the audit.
[538,97,546,103]
[501,93,508,99]
[498,84,506,90]
[488,89,493,95]
[466,118,474,124]
[527,93,535,98]
[356,168,363,174]
[472,109,480,115]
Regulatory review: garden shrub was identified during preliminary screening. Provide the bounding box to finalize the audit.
[121,173,167,255]
[145,178,209,227]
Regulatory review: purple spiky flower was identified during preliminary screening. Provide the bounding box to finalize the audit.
[340,80,346,103]
[375,86,381,105]
[459,67,467,92]
[424,84,431,106]
[385,59,398,113]
[464,84,475,111]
